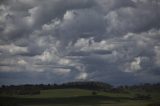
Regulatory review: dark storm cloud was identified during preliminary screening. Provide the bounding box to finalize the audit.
[0,0,160,85]
[104,1,160,36]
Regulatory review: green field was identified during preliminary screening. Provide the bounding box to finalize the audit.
[0,88,160,106]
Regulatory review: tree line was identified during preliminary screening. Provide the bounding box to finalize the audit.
[0,81,160,95]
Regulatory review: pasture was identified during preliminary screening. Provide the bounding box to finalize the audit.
[0,88,160,106]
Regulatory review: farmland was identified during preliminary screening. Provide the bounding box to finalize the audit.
[0,82,160,106]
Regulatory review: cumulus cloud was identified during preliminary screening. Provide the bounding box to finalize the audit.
[0,0,160,85]
[76,72,88,80]
[125,57,141,72]
[53,68,71,76]
[154,46,160,66]
[0,44,28,55]
[74,37,115,52]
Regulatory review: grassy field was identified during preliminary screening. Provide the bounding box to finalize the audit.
[0,88,160,106]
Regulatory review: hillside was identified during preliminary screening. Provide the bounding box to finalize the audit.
[0,82,160,106]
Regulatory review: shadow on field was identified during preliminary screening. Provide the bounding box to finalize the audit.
[0,95,132,106]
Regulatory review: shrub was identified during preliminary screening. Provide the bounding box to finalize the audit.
[92,91,97,96]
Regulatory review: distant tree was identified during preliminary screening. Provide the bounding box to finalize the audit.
[1,85,6,89]
[134,94,152,100]
[92,91,97,96]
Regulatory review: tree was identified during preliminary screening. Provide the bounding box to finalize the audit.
[92,91,97,96]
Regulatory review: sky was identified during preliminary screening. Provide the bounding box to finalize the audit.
[0,0,160,85]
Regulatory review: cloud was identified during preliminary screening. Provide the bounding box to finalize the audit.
[35,49,59,63]
[154,46,160,66]
[125,57,141,72]
[76,72,88,80]
[0,0,160,85]
[17,59,28,66]
[74,38,115,52]
[53,68,71,76]
[0,44,28,55]
[104,0,160,36]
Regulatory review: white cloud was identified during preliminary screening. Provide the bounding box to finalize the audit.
[154,46,160,66]
[130,57,141,71]
[74,37,115,52]
[0,44,28,55]
[58,58,71,65]
[63,10,75,21]
[42,19,60,31]
[53,68,71,76]
[35,48,59,63]
[124,57,141,73]
[23,6,39,26]
[17,59,28,65]
[76,72,88,80]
